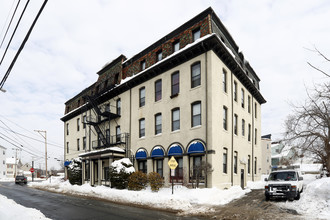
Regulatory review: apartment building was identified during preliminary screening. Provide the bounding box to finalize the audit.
[261,134,272,175]
[0,145,6,179]
[61,7,266,189]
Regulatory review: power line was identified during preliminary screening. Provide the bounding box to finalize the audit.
[0,0,21,50]
[0,114,64,147]
[0,0,48,89]
[0,0,29,66]
[0,125,63,149]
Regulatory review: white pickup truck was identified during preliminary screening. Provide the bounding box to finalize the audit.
[264,169,303,201]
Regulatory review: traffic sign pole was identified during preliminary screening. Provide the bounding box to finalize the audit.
[168,156,178,195]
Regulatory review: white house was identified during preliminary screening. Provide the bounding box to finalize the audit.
[0,145,6,179]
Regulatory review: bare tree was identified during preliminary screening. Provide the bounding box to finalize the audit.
[284,82,330,171]
[307,46,330,78]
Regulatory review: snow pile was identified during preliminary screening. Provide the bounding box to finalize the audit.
[29,180,250,215]
[278,177,330,220]
[111,158,135,173]
[0,194,50,220]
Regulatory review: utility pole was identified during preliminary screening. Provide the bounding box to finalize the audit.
[34,130,47,179]
[12,148,18,178]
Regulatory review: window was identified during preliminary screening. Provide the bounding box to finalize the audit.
[114,73,119,84]
[171,71,179,96]
[234,151,238,174]
[117,99,121,115]
[173,40,180,52]
[248,155,251,174]
[248,124,251,141]
[83,115,87,129]
[138,160,147,173]
[66,142,69,154]
[116,126,121,143]
[83,137,86,150]
[105,103,110,112]
[242,119,245,136]
[255,102,257,118]
[255,128,258,145]
[155,113,162,135]
[3,150,5,155]
[139,87,145,107]
[140,60,146,71]
[192,156,203,179]
[191,62,201,88]
[248,96,251,113]
[192,102,201,127]
[223,106,228,130]
[106,129,110,143]
[223,69,227,92]
[155,79,162,101]
[66,123,69,135]
[223,148,227,174]
[241,89,245,108]
[234,114,238,135]
[156,50,162,62]
[172,108,180,131]
[77,139,80,151]
[192,28,201,42]
[139,118,145,138]
[156,159,163,177]
[234,81,237,101]
[255,157,257,174]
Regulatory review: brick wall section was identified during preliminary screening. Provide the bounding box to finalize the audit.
[65,16,210,114]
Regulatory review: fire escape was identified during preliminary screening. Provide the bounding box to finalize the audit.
[83,95,130,157]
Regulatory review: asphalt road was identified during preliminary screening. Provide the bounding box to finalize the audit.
[0,182,203,220]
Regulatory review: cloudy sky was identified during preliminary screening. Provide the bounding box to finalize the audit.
[0,0,328,169]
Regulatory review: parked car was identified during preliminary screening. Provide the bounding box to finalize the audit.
[15,175,27,184]
[264,169,303,201]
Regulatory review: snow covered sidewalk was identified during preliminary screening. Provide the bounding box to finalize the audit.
[29,177,251,215]
[0,194,50,220]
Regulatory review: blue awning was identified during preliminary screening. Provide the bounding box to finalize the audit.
[136,149,147,159]
[151,147,164,158]
[64,161,71,167]
[187,141,205,154]
[168,145,183,156]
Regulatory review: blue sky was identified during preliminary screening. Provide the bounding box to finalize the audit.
[0,0,329,169]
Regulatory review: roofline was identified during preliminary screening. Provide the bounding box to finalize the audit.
[61,34,266,122]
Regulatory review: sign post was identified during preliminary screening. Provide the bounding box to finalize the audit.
[30,167,35,182]
[168,156,178,195]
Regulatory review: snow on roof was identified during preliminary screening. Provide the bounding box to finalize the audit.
[79,146,125,157]
[294,163,323,172]
[6,158,16,164]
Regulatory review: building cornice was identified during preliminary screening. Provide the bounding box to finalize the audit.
[61,34,266,122]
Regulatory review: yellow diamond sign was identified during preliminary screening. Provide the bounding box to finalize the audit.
[168,156,178,170]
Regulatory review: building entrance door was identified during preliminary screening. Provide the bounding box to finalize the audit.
[241,169,244,189]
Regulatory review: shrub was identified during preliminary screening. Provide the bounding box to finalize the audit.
[67,158,82,185]
[148,172,164,192]
[109,159,134,189]
[128,171,147,191]
[109,167,131,189]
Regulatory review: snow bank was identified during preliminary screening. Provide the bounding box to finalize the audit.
[277,177,330,220]
[29,179,250,215]
[0,194,50,220]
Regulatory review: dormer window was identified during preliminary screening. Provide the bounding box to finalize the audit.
[141,60,146,71]
[192,28,200,42]
[173,40,180,52]
[156,50,162,62]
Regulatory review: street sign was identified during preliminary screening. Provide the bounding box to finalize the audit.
[30,168,35,173]
[168,156,178,169]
